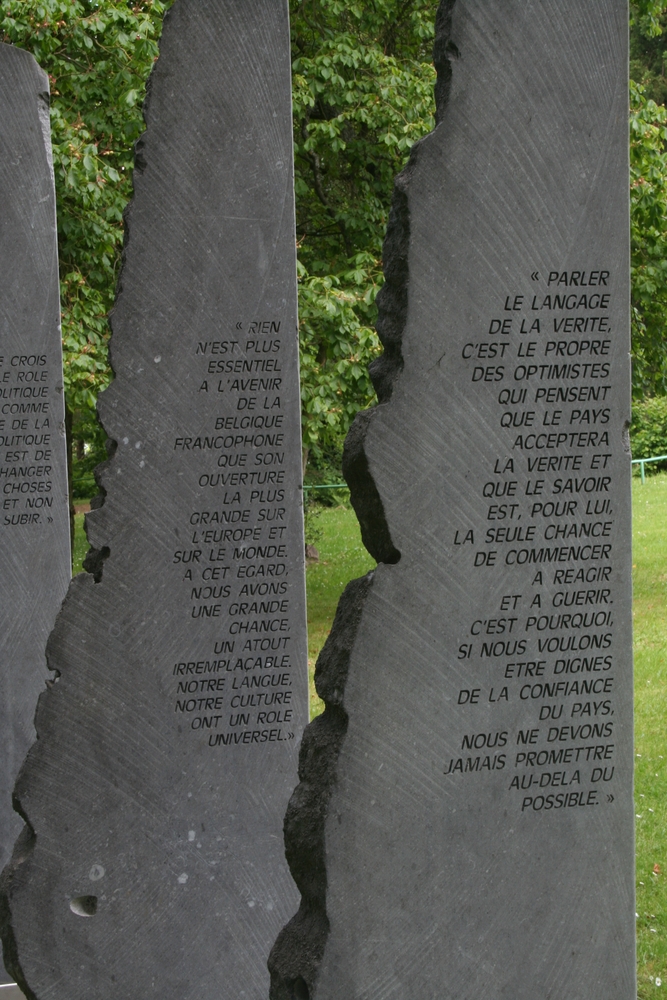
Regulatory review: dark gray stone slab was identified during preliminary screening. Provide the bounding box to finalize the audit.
[0,44,71,987]
[0,3,307,998]
[270,2,635,999]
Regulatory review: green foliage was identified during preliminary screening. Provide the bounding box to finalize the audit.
[633,0,667,41]
[1,0,169,490]
[12,2,667,477]
[631,5,667,105]
[3,0,440,481]
[291,0,439,463]
[631,396,667,466]
[297,259,379,459]
[631,82,667,397]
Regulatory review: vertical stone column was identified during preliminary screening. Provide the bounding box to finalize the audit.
[0,4,307,998]
[270,3,635,999]
[0,43,71,987]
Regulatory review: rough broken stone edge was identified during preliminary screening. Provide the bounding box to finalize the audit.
[267,4,457,997]
[0,825,37,1000]
[267,571,374,1000]
[84,1,171,580]
[0,45,64,998]
[343,0,456,564]
[0,13,176,991]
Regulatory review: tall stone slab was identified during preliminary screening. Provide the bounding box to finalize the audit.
[270,3,635,999]
[0,44,71,988]
[0,3,307,998]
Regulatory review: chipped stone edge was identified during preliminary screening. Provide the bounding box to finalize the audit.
[0,12,177,993]
[267,572,373,1000]
[80,12,168,583]
[267,4,458,997]
[0,48,60,1000]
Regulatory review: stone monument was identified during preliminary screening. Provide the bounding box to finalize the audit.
[0,44,71,991]
[270,2,635,999]
[0,3,307,998]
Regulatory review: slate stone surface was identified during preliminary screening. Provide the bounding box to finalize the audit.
[270,2,635,998]
[0,4,307,998]
[0,44,70,988]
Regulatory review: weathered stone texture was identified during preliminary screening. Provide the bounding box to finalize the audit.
[1,5,307,998]
[271,3,634,999]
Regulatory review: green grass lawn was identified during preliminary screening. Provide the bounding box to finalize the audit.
[304,504,376,716]
[72,512,88,575]
[633,472,667,997]
[73,478,667,990]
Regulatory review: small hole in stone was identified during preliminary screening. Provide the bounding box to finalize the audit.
[70,895,97,917]
[293,976,309,1000]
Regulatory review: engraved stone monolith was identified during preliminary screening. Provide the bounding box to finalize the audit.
[270,3,635,999]
[0,43,71,988]
[0,3,307,998]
